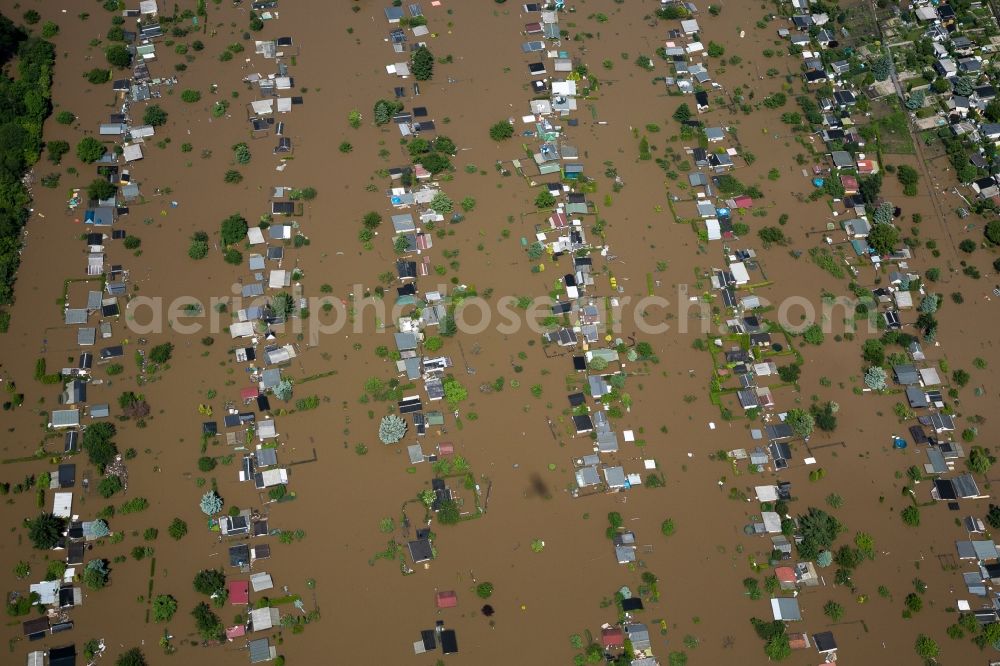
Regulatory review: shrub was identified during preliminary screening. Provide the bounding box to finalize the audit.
[143,105,167,126]
[181,89,201,103]
[76,137,107,163]
[476,582,494,599]
[56,111,75,125]
[168,518,188,540]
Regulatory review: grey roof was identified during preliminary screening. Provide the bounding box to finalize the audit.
[596,431,619,453]
[575,465,600,487]
[255,448,278,468]
[906,386,929,408]
[394,332,418,351]
[926,448,947,474]
[771,596,802,621]
[65,309,88,325]
[603,466,627,488]
[954,473,981,498]
[248,638,272,663]
[974,540,999,561]
[705,127,725,141]
[957,541,979,559]
[407,444,424,464]
[964,571,987,594]
[615,545,636,563]
[78,328,97,346]
[893,364,920,385]
[261,368,281,389]
[625,623,650,650]
[831,150,853,167]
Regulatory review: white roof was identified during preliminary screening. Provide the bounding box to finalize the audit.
[139,0,158,15]
[247,227,265,245]
[53,491,73,518]
[250,572,274,592]
[894,290,913,308]
[551,80,577,97]
[681,19,700,34]
[27,651,45,666]
[268,270,290,289]
[251,99,274,115]
[30,580,60,606]
[762,511,782,533]
[274,76,292,90]
[258,420,277,440]
[706,218,721,241]
[131,125,155,138]
[230,321,255,338]
[730,261,750,285]
[122,144,143,162]
[919,367,941,386]
[276,98,292,113]
[250,607,278,631]
[51,409,81,428]
[755,485,779,502]
[259,468,287,487]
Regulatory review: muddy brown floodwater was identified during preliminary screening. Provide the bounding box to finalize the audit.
[2,0,1000,664]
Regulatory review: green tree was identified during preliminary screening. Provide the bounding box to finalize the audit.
[969,446,994,475]
[535,191,556,209]
[152,594,177,622]
[220,214,248,245]
[181,89,201,103]
[105,44,132,68]
[150,343,173,363]
[87,178,116,201]
[200,491,223,515]
[661,519,675,536]
[867,223,899,255]
[82,422,118,470]
[673,103,692,122]
[901,505,920,527]
[475,582,494,599]
[76,137,106,163]
[86,68,111,84]
[802,324,824,345]
[985,220,1000,245]
[411,46,434,80]
[777,364,800,383]
[430,192,453,214]
[443,378,468,408]
[437,499,461,524]
[168,518,188,540]
[823,600,844,621]
[870,54,892,81]
[758,226,785,245]
[896,165,919,196]
[764,633,791,661]
[41,21,59,38]
[489,121,513,141]
[115,647,147,666]
[861,339,884,366]
[143,105,167,126]
[98,475,124,498]
[82,559,109,590]
[27,513,66,549]
[914,634,938,659]
[193,568,226,595]
[785,408,815,438]
[192,602,224,641]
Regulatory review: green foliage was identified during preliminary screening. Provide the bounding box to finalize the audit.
[83,422,118,470]
[105,44,131,68]
[823,600,843,621]
[535,191,556,209]
[796,507,843,559]
[411,46,434,80]
[192,601,224,641]
[143,105,167,126]
[785,408,815,438]
[116,648,147,666]
[489,121,513,141]
[152,594,177,622]
[27,512,66,549]
[867,223,900,255]
[901,505,920,527]
[224,169,243,184]
[87,177,116,201]
[77,137,106,163]
[672,103,691,122]
[82,559,109,590]
[437,499,461,524]
[193,568,226,595]
[373,99,403,125]
[233,142,251,164]
[150,342,173,363]
[98,474,123,498]
[220,213,248,246]
[181,89,201,103]
[475,582,494,599]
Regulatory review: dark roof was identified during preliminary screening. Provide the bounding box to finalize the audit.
[567,392,586,406]
[420,629,437,650]
[572,414,594,432]
[49,645,76,666]
[813,631,837,652]
[934,478,958,500]
[408,538,433,563]
[621,597,644,611]
[229,543,251,567]
[58,464,76,488]
[440,629,459,654]
[22,616,49,637]
[572,356,587,371]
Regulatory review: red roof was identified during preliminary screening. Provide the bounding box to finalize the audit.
[840,174,858,190]
[226,624,246,640]
[601,628,624,647]
[228,580,250,605]
[241,386,259,401]
[774,566,796,584]
[438,442,454,456]
[435,591,458,608]
[731,195,753,208]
